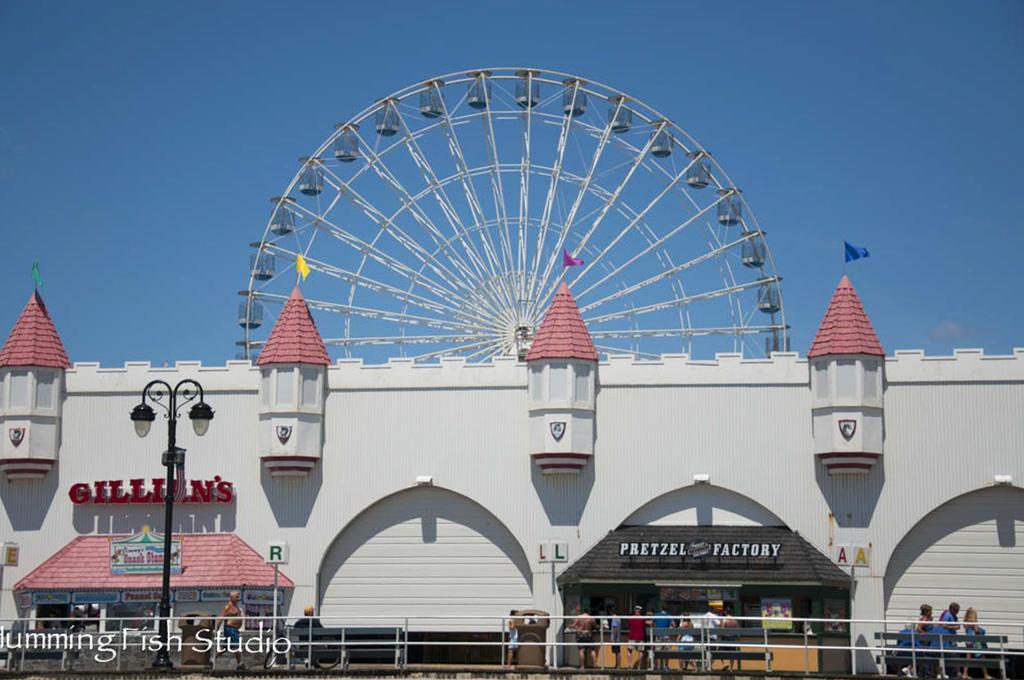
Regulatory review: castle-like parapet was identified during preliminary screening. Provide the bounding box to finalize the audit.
[885,347,1024,383]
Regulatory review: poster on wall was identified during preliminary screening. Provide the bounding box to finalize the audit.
[760,597,793,630]
[110,527,181,575]
[823,598,848,632]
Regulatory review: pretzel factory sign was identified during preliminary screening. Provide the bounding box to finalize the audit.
[619,541,782,559]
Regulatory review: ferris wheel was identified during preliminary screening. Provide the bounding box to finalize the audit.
[240,68,787,363]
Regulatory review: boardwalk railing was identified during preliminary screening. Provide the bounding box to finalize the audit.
[0,613,1021,676]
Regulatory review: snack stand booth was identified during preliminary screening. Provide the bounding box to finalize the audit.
[558,525,852,673]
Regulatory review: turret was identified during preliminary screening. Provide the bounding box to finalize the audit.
[525,282,598,474]
[0,291,71,479]
[808,276,885,474]
[256,288,330,477]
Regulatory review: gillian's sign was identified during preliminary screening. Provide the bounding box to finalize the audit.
[110,529,181,575]
[69,477,234,505]
[619,541,782,559]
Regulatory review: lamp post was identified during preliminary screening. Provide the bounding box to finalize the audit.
[130,379,213,669]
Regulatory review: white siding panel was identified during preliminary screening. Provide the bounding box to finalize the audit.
[320,486,533,631]
[885,487,1024,644]
[623,485,785,527]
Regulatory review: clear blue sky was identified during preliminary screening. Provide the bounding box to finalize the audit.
[1,1,1021,366]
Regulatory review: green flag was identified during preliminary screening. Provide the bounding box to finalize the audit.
[31,260,42,289]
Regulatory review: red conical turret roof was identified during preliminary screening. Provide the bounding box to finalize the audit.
[0,291,71,369]
[808,275,884,358]
[526,282,598,362]
[256,288,330,366]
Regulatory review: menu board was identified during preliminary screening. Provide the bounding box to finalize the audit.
[760,597,793,630]
[659,587,738,603]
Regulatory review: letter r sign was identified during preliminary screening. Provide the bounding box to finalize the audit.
[266,541,289,565]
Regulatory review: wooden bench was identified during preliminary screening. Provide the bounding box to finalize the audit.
[286,626,404,669]
[874,631,1007,679]
[340,626,404,668]
[0,626,82,671]
[709,627,774,670]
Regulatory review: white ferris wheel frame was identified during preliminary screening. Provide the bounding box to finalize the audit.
[241,67,787,362]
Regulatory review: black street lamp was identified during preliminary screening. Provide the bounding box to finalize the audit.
[130,379,213,669]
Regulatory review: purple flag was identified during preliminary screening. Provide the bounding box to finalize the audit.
[563,248,584,267]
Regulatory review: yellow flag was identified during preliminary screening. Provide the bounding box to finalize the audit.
[296,254,311,281]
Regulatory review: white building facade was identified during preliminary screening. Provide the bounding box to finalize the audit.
[0,278,1021,671]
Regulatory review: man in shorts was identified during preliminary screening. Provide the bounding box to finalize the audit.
[215,591,245,670]
[572,607,597,668]
[627,604,649,669]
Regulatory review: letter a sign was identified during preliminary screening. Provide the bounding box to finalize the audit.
[834,543,870,567]
[266,541,289,565]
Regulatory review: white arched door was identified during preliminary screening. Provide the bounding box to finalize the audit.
[320,487,533,631]
[885,487,1024,643]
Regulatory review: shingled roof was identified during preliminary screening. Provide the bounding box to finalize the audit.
[14,533,294,591]
[526,282,598,362]
[557,525,849,587]
[808,275,884,358]
[0,291,71,369]
[256,287,330,366]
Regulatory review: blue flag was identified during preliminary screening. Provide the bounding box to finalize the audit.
[844,241,870,263]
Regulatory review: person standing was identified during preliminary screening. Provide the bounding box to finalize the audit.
[697,601,724,671]
[215,591,246,670]
[719,605,740,671]
[505,610,520,667]
[607,607,622,669]
[626,604,648,669]
[652,606,673,670]
[572,608,597,668]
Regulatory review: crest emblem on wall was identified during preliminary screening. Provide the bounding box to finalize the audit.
[8,428,25,448]
[276,426,293,445]
[838,419,857,441]
[549,422,566,442]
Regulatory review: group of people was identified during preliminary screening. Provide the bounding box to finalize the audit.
[892,602,993,679]
[558,600,738,670]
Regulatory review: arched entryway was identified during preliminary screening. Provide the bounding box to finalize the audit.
[319,486,533,631]
[884,486,1024,643]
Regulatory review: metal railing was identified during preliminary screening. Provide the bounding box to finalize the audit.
[0,613,1021,676]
